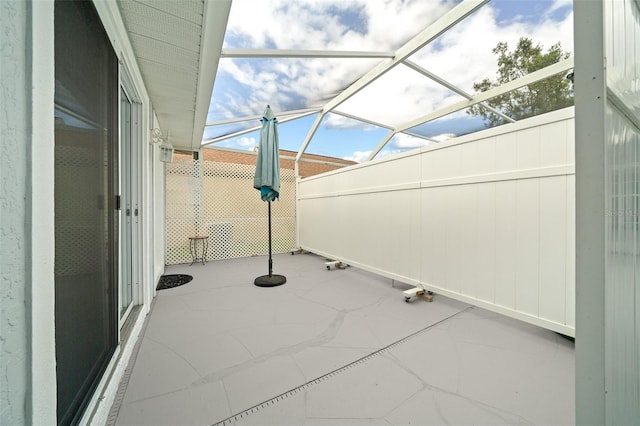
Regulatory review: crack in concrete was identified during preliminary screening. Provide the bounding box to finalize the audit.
[381,331,536,426]
[210,307,470,426]
[194,309,348,386]
[123,282,393,407]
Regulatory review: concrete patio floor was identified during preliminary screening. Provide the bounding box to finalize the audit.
[111,253,574,425]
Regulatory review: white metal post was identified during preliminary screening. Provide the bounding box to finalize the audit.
[574,0,606,424]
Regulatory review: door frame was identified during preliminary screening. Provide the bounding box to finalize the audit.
[118,64,143,329]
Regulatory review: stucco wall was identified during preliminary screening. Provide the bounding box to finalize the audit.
[0,1,28,423]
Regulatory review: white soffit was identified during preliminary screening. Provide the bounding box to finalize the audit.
[117,0,231,151]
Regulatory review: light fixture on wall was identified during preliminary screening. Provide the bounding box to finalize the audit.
[159,131,174,163]
[150,127,174,163]
[159,142,174,163]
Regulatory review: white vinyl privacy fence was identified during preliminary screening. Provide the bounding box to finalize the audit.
[165,156,296,264]
[298,107,575,336]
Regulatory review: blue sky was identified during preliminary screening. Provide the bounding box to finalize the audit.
[204,0,573,163]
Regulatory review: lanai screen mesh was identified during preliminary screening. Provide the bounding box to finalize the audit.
[165,153,297,264]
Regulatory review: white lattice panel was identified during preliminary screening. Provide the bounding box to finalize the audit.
[165,155,296,264]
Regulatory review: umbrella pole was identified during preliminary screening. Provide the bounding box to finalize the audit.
[268,200,273,276]
[254,199,286,287]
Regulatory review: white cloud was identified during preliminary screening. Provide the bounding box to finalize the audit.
[350,132,455,162]
[413,5,574,95]
[430,133,456,143]
[212,0,574,148]
[547,0,573,18]
[216,0,457,118]
[322,113,378,130]
[236,136,257,150]
[225,0,454,51]
[389,133,435,150]
[335,64,463,127]
[342,150,372,163]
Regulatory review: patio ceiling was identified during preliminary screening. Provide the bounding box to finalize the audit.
[117,0,231,151]
[117,0,574,159]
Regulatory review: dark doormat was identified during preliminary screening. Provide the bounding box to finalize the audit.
[157,274,193,290]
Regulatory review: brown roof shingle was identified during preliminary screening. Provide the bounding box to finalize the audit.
[174,148,357,178]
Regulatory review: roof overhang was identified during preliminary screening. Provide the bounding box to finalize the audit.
[117,0,231,151]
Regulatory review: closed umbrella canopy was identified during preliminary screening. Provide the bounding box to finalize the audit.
[254,106,280,202]
[253,105,286,287]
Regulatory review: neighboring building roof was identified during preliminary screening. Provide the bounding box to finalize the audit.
[174,147,357,178]
[117,1,230,151]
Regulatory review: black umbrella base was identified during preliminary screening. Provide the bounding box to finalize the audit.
[254,274,287,287]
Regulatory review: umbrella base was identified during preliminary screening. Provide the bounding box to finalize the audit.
[254,274,287,287]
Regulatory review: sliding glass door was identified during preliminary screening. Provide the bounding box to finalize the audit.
[54,1,118,423]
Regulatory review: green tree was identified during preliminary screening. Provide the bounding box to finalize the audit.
[467,37,573,127]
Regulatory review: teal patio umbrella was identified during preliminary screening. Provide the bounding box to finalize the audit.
[253,105,286,287]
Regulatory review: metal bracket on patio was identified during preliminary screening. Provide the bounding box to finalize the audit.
[403,287,434,303]
[325,260,348,270]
